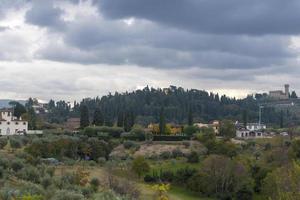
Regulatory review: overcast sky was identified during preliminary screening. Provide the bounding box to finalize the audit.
[0,0,300,101]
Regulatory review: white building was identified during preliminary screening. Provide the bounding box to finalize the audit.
[0,108,28,135]
[236,123,266,139]
[246,123,266,131]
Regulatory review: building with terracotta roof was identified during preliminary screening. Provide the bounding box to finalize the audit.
[0,108,28,135]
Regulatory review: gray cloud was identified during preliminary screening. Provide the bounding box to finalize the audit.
[25,0,65,30]
[97,0,300,35]
[1,0,300,100]
[35,16,296,70]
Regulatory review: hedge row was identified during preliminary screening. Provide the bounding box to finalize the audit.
[153,135,191,141]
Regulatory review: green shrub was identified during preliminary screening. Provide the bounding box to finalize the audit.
[90,177,100,192]
[123,141,140,150]
[153,135,190,141]
[50,190,84,200]
[183,125,200,136]
[10,138,22,148]
[160,151,172,159]
[11,159,24,172]
[97,157,106,166]
[0,158,9,169]
[172,148,184,158]
[84,126,124,138]
[0,137,8,149]
[41,176,52,189]
[17,166,40,183]
[187,151,199,163]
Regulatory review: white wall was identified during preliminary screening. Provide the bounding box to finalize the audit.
[0,111,28,135]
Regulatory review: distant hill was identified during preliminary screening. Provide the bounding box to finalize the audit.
[0,99,26,108]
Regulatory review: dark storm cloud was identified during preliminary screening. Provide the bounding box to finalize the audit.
[36,17,295,69]
[25,0,65,30]
[97,0,300,35]
[20,0,298,72]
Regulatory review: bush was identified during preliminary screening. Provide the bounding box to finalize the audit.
[132,156,150,178]
[160,170,174,182]
[0,167,4,179]
[187,151,199,163]
[144,174,157,183]
[81,187,93,198]
[97,157,106,166]
[0,137,8,149]
[11,159,24,172]
[0,158,9,169]
[123,141,139,150]
[160,151,172,160]
[90,177,100,191]
[183,125,200,136]
[17,166,40,183]
[84,126,124,138]
[153,135,190,141]
[172,148,184,158]
[41,176,52,189]
[10,138,22,148]
[50,190,84,200]
[174,167,197,184]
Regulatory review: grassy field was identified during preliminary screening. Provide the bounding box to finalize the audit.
[54,164,212,200]
[139,183,213,200]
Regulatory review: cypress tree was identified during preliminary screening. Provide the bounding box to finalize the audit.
[242,109,248,128]
[188,105,193,126]
[80,105,90,128]
[280,110,284,128]
[117,111,124,127]
[93,107,104,126]
[159,107,166,135]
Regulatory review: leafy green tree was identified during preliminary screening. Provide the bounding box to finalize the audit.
[188,155,253,197]
[220,120,236,139]
[132,156,150,178]
[80,105,89,128]
[262,161,300,200]
[93,107,104,126]
[183,125,200,136]
[9,101,26,119]
[290,91,298,99]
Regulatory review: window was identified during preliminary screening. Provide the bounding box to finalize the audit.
[23,122,26,125]
[7,122,10,125]
[15,122,19,125]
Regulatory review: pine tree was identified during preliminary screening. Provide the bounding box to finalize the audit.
[159,107,166,135]
[80,105,90,128]
[93,107,104,126]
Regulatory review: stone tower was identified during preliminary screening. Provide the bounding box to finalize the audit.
[284,84,289,97]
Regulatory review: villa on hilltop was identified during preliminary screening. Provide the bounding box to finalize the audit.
[0,108,28,135]
[269,84,290,100]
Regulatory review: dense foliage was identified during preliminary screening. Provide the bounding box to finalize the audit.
[42,86,295,127]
